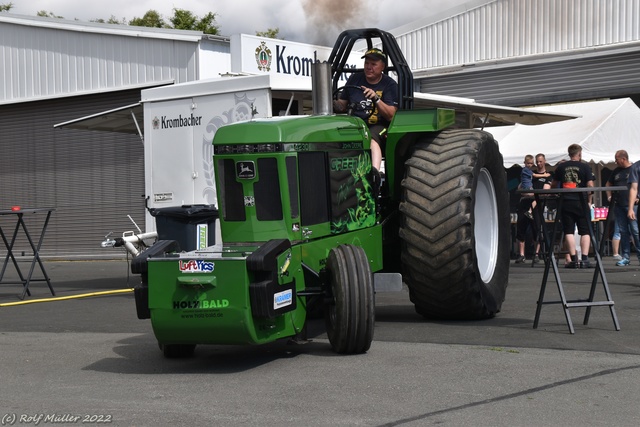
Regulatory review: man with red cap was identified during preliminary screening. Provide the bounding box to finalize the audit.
[334,48,399,173]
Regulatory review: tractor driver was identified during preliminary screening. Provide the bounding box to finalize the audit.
[333,48,399,172]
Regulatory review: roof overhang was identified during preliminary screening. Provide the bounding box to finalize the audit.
[52,88,578,140]
[413,92,579,126]
[0,13,203,42]
[54,103,143,139]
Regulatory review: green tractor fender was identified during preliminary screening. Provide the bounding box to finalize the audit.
[384,108,456,200]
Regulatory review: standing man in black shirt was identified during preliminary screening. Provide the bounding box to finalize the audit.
[606,150,640,266]
[552,144,595,268]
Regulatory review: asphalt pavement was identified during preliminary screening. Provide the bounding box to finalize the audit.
[1,257,640,426]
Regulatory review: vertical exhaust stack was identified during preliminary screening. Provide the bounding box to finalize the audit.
[312,61,333,116]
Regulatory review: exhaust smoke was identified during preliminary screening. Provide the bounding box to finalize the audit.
[302,0,372,46]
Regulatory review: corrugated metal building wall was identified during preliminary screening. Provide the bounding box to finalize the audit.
[421,48,640,106]
[0,89,144,257]
[0,14,205,257]
[395,0,640,71]
[391,0,640,106]
[0,14,201,103]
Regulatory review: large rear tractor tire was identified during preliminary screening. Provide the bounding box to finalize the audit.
[325,245,375,354]
[399,129,510,319]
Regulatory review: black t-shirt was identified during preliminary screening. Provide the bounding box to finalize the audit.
[607,165,632,207]
[533,170,555,210]
[340,73,399,127]
[519,169,551,200]
[533,170,553,190]
[553,160,594,201]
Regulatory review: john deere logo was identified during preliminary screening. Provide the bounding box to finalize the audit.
[237,161,255,179]
[255,41,272,72]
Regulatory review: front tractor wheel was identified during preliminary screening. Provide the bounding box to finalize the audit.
[399,129,510,319]
[324,245,375,354]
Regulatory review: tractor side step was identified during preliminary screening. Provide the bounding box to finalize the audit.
[374,272,403,292]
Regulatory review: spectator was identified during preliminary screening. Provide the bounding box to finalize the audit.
[606,150,640,266]
[518,155,535,220]
[552,144,594,268]
[627,159,640,253]
[515,153,552,263]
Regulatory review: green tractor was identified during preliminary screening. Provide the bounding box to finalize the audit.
[133,28,510,357]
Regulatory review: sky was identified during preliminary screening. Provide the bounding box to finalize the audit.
[7,0,473,45]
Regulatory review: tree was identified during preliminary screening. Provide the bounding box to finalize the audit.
[92,15,126,25]
[168,8,196,31]
[169,9,218,35]
[37,10,63,19]
[256,28,281,39]
[129,10,166,28]
[107,16,126,25]
[127,9,219,34]
[4,6,220,35]
[192,12,218,35]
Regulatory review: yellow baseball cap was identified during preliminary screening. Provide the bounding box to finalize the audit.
[361,48,386,61]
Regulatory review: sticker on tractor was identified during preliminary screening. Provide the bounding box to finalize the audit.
[181,311,224,319]
[236,161,256,179]
[173,299,229,309]
[178,259,215,273]
[279,250,292,277]
[330,156,361,172]
[273,289,293,310]
[329,152,376,234]
[197,224,208,250]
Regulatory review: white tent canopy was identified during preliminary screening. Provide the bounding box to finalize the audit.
[490,98,640,168]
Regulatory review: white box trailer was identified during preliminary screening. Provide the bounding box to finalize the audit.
[141,74,311,211]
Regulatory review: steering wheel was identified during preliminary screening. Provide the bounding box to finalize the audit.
[333,85,375,120]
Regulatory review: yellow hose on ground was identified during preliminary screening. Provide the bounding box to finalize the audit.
[0,288,134,307]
